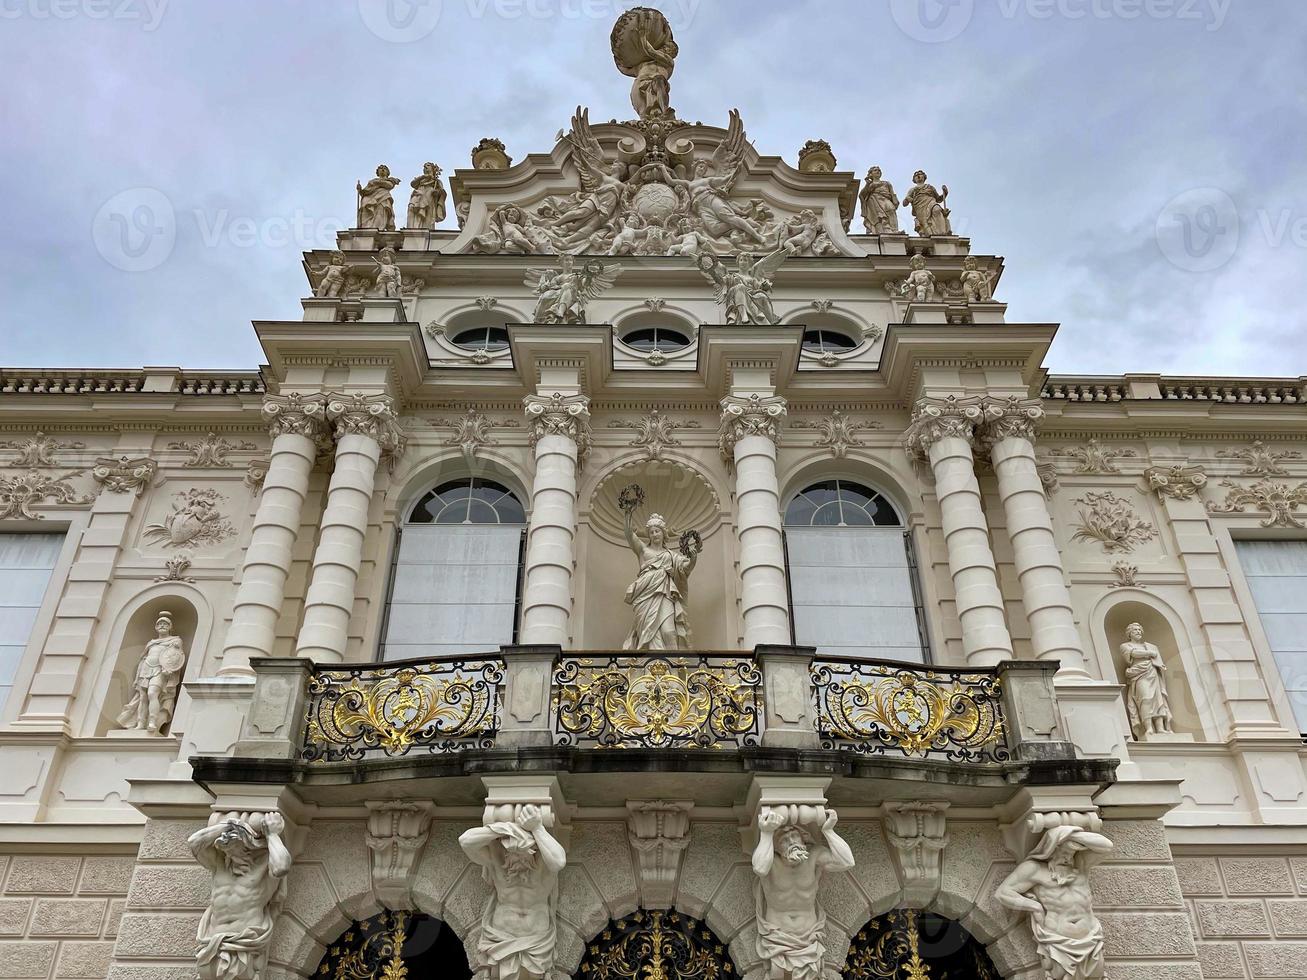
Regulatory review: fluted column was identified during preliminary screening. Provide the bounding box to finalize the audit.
[519,392,590,647]
[983,397,1090,678]
[720,393,790,648]
[905,395,1013,666]
[295,393,403,663]
[220,393,328,676]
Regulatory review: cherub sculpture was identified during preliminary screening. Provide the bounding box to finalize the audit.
[372,246,402,298]
[900,253,937,303]
[405,161,447,229]
[859,166,900,234]
[958,255,994,303]
[657,110,769,245]
[472,204,542,255]
[356,164,401,231]
[525,254,621,324]
[902,169,952,237]
[311,251,347,298]
[540,107,630,248]
[115,610,187,734]
[698,247,790,324]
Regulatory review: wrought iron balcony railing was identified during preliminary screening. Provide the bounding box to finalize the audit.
[300,655,504,762]
[551,653,763,749]
[810,658,1009,763]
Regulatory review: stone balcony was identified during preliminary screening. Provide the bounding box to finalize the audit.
[189,648,1114,808]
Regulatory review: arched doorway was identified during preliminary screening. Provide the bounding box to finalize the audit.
[313,910,470,980]
[575,909,736,978]
[844,909,1000,979]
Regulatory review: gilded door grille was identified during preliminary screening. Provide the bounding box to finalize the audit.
[576,909,735,979]
[844,910,1001,980]
[313,910,470,980]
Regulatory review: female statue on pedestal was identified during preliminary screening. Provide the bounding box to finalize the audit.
[116,610,187,734]
[619,485,701,651]
[1120,622,1174,738]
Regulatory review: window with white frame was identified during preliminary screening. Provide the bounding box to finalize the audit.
[783,480,927,662]
[379,478,526,661]
[1233,539,1307,733]
[0,533,63,711]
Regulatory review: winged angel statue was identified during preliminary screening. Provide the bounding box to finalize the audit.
[535,107,630,251]
[525,254,622,324]
[697,247,791,325]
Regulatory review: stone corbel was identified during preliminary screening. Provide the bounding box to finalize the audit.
[626,800,693,909]
[882,802,949,906]
[1144,464,1207,501]
[481,774,570,845]
[999,789,1103,863]
[91,455,157,495]
[365,801,435,910]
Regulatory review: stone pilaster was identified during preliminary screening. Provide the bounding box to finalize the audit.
[719,393,790,649]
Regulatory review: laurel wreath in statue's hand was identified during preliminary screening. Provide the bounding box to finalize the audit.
[618,483,646,515]
[679,529,702,558]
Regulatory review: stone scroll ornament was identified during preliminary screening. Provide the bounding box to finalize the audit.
[995,826,1113,980]
[458,804,567,980]
[114,610,187,735]
[751,805,855,980]
[618,483,702,651]
[188,811,292,980]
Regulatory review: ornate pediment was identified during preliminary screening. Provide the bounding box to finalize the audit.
[445,8,858,259]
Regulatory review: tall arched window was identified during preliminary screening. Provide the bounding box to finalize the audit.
[380,478,526,661]
[784,479,927,662]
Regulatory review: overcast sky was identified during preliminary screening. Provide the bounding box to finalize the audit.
[1,0,1303,376]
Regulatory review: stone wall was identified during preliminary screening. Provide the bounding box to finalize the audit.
[0,851,136,980]
[1175,849,1307,978]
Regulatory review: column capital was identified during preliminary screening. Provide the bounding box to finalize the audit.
[718,392,787,457]
[325,391,405,457]
[903,394,985,459]
[261,392,330,441]
[523,391,592,461]
[980,395,1044,450]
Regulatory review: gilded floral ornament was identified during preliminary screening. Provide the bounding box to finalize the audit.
[1144,464,1207,500]
[1070,490,1156,552]
[1207,478,1307,529]
[609,409,700,461]
[574,910,734,980]
[790,410,880,459]
[0,470,84,520]
[1216,440,1302,476]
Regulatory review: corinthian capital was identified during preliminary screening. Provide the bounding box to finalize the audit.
[904,395,985,459]
[524,392,592,462]
[980,395,1044,448]
[261,392,329,440]
[325,392,406,457]
[718,393,787,458]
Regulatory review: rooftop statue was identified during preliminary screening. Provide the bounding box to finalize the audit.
[611,7,679,121]
[356,164,400,231]
[405,161,446,229]
[902,169,952,237]
[859,166,901,234]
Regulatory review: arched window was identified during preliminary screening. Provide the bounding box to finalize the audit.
[784,480,927,663]
[380,478,526,661]
[450,325,510,351]
[622,324,691,353]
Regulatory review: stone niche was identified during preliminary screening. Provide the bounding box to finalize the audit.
[580,458,731,649]
[97,593,198,736]
[1104,598,1203,741]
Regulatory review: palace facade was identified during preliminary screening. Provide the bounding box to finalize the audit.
[2,9,1305,980]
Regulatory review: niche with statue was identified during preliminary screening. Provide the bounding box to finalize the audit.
[1104,600,1199,742]
[102,596,197,737]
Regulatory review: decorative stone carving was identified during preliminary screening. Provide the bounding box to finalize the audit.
[1217,439,1302,476]
[144,488,236,548]
[0,470,83,519]
[433,407,517,463]
[698,246,791,324]
[1037,460,1060,494]
[458,804,567,980]
[790,410,879,459]
[608,409,700,461]
[326,392,406,458]
[244,458,269,490]
[902,170,952,237]
[751,805,855,980]
[524,392,592,465]
[883,802,949,900]
[778,209,840,256]
[155,554,195,583]
[471,137,512,170]
[1070,490,1156,553]
[996,826,1113,980]
[365,801,434,910]
[475,296,499,311]
[92,455,157,494]
[893,252,937,303]
[719,392,787,458]
[618,484,701,650]
[797,139,836,173]
[525,254,621,323]
[957,255,995,303]
[189,810,292,980]
[1047,439,1137,474]
[644,297,666,312]
[170,432,258,468]
[1120,622,1173,739]
[859,166,900,234]
[1144,463,1207,500]
[261,392,329,440]
[356,164,400,231]
[2,431,85,468]
[115,609,187,734]
[611,6,678,120]
[1207,478,1307,528]
[310,251,347,298]
[982,395,1044,445]
[903,394,985,460]
[370,246,402,299]
[626,800,692,909]
[405,162,447,229]
[1109,561,1140,589]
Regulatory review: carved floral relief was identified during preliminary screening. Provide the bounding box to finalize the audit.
[1070,491,1157,553]
[144,488,236,548]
